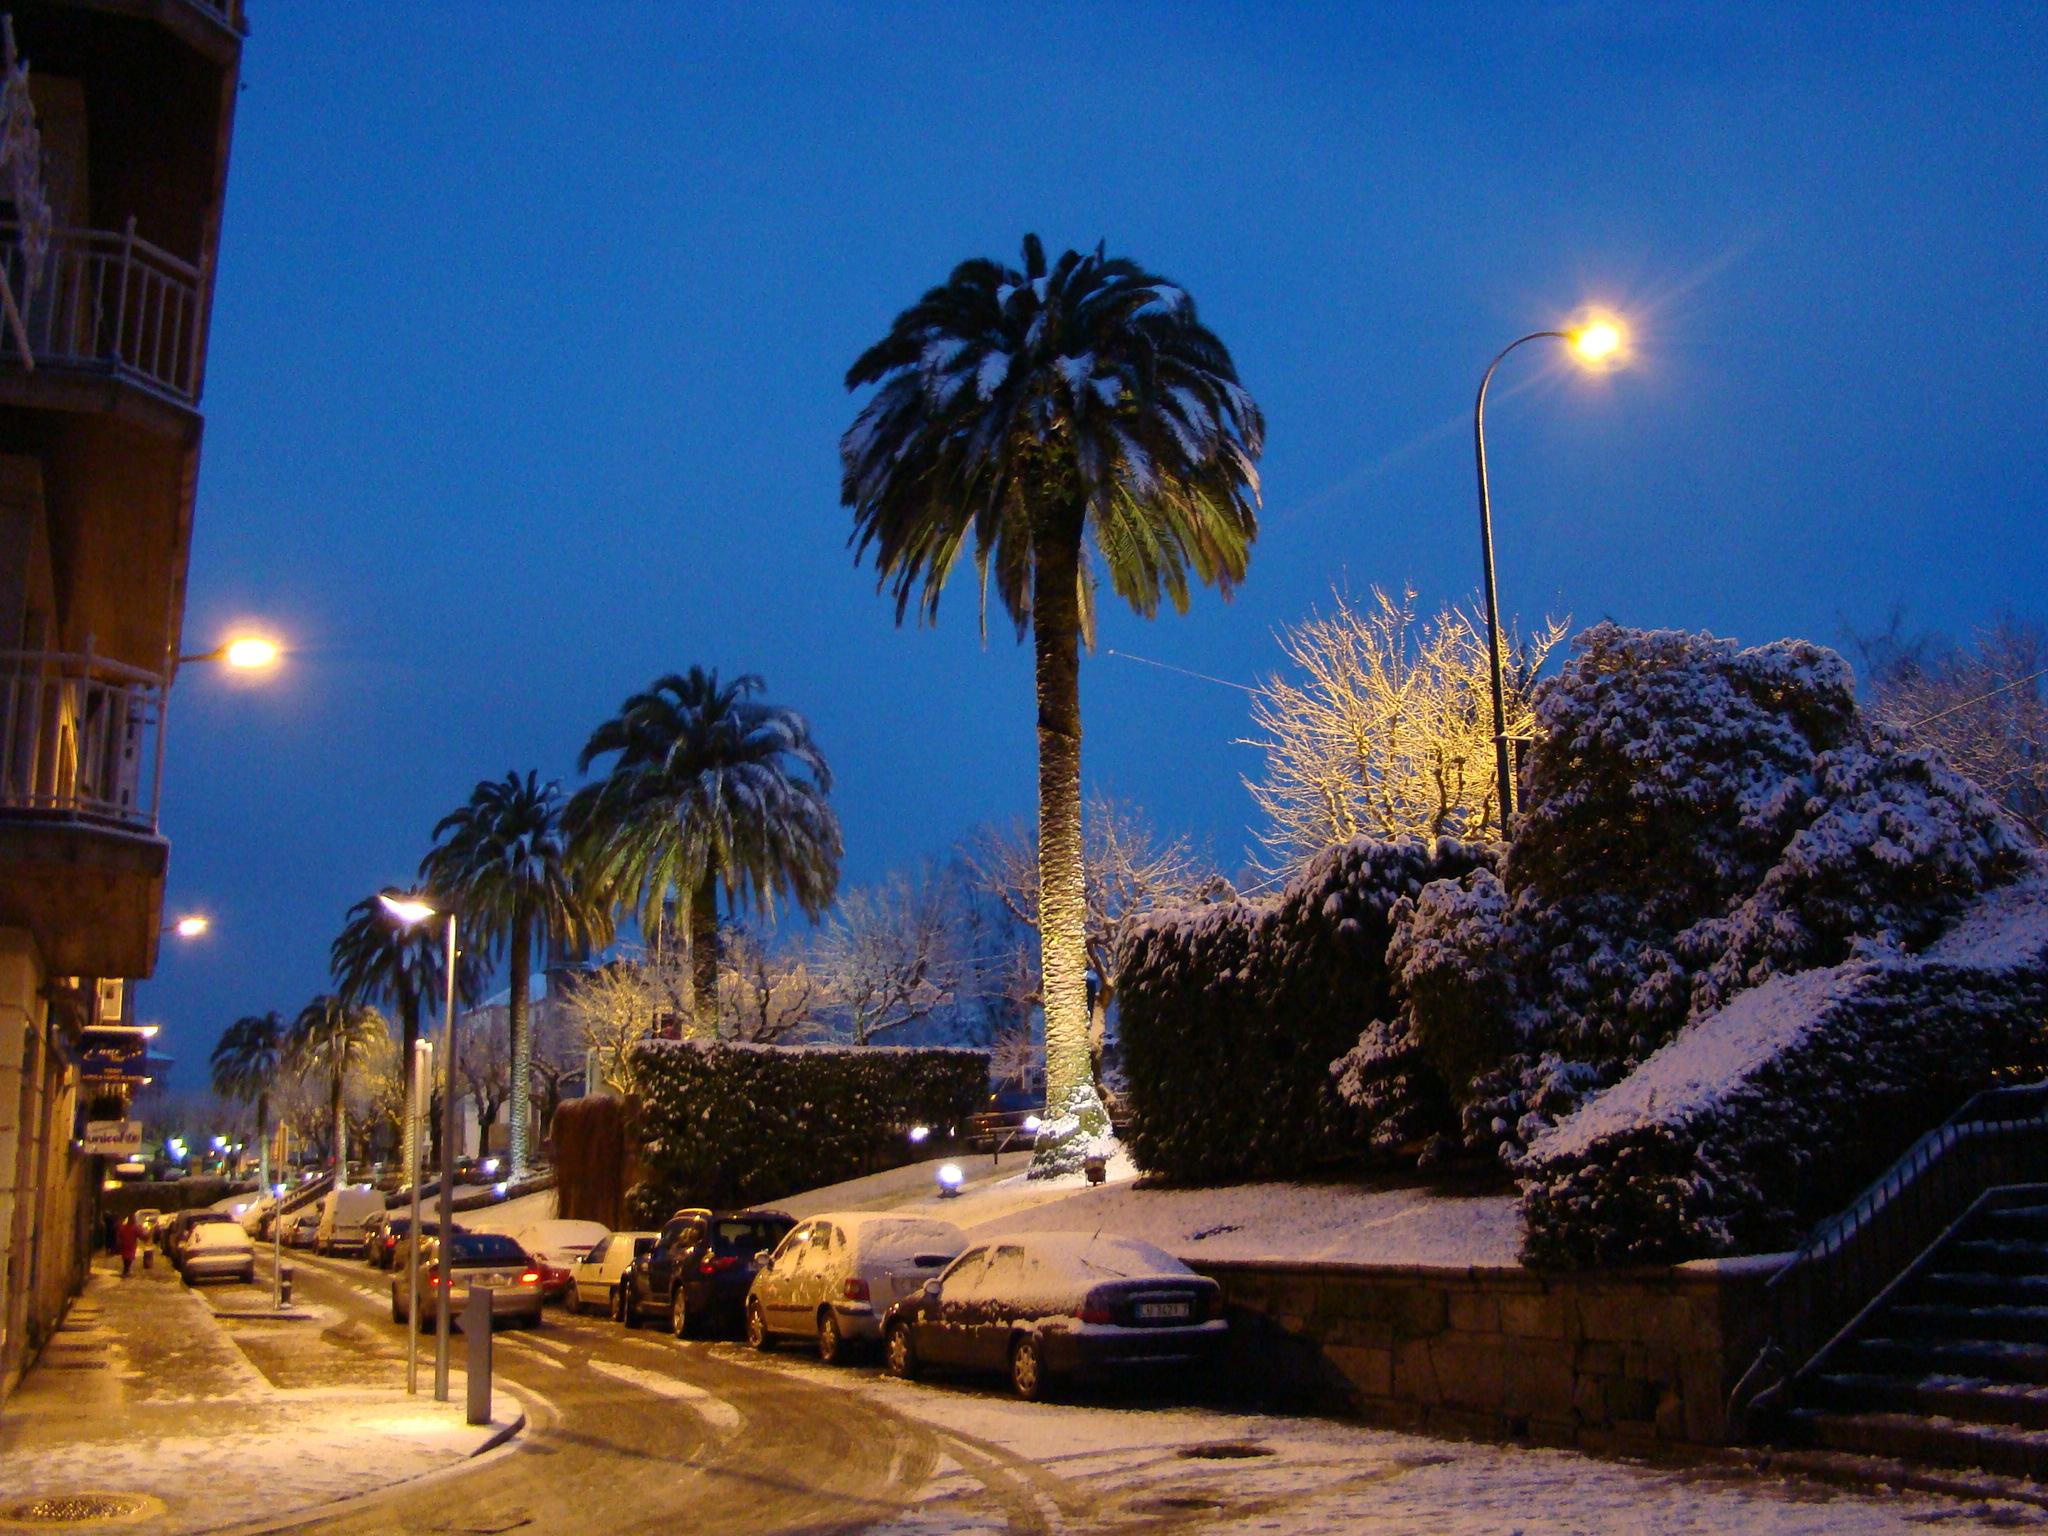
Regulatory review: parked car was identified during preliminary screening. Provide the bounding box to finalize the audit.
[132,1208,164,1241]
[746,1213,966,1362]
[369,1215,456,1271]
[880,1233,1225,1400]
[282,1209,324,1249]
[389,1232,544,1330]
[315,1188,387,1258]
[623,1209,794,1336]
[615,1209,709,1327]
[163,1210,236,1264]
[180,1221,258,1286]
[568,1230,657,1316]
[512,1220,609,1304]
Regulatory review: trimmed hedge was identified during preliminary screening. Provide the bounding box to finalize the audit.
[625,1041,988,1222]
[1117,837,1492,1183]
[1520,877,2048,1267]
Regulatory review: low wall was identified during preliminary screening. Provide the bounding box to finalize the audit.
[1192,1256,1782,1450]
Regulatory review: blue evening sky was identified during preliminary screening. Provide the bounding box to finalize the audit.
[149,3,2047,1079]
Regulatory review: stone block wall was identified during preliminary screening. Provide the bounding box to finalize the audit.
[1191,1257,1780,1450]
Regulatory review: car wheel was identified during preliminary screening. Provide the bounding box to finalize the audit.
[611,1285,626,1324]
[817,1311,844,1365]
[885,1323,919,1380]
[1010,1335,1050,1402]
[622,1286,641,1329]
[670,1293,690,1339]
[746,1300,774,1352]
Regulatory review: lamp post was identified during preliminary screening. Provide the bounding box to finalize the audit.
[1472,317,1624,835]
[380,893,461,1401]
[177,634,282,670]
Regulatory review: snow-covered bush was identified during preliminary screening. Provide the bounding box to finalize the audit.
[1393,623,2029,1166]
[1117,836,1492,1181]
[1521,876,2048,1266]
[626,1041,987,1221]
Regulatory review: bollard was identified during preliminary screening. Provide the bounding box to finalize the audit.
[464,1285,493,1426]
[279,1264,293,1305]
[142,1247,154,1270]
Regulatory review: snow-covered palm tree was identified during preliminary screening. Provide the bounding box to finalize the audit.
[839,234,1264,1163]
[567,668,840,1036]
[285,995,387,1183]
[421,772,603,1173]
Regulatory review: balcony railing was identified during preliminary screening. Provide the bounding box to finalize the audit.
[0,219,204,405]
[0,648,165,834]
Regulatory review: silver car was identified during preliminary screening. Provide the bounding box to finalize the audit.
[180,1222,256,1285]
[390,1231,544,1329]
[746,1213,965,1362]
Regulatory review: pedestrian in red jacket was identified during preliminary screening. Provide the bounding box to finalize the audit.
[116,1215,140,1277]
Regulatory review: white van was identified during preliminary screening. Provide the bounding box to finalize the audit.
[315,1188,387,1257]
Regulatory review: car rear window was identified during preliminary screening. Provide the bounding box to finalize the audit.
[712,1219,789,1257]
[446,1234,527,1265]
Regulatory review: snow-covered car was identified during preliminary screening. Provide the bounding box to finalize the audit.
[569,1230,656,1315]
[315,1188,386,1257]
[180,1222,257,1286]
[746,1213,965,1362]
[513,1219,610,1303]
[282,1209,324,1249]
[132,1207,164,1239]
[880,1233,1225,1400]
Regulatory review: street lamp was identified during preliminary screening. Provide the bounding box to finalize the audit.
[178,634,282,670]
[1472,312,1627,836]
[173,914,210,939]
[379,891,461,1402]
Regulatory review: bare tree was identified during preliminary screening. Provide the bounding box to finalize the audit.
[1863,613,2048,844]
[813,863,966,1044]
[989,1025,1042,1094]
[1243,586,1565,869]
[716,927,822,1044]
[559,949,693,1093]
[971,794,1212,1075]
[458,1015,511,1159]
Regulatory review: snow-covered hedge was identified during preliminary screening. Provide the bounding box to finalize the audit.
[1520,876,2048,1267]
[626,1041,988,1221]
[1117,837,1492,1182]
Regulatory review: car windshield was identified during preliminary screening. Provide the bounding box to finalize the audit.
[444,1234,527,1266]
[712,1219,789,1257]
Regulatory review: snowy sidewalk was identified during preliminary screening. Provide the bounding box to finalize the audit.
[0,1257,520,1534]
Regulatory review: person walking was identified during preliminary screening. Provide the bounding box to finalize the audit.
[116,1214,140,1277]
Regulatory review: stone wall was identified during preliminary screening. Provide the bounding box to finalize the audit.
[1191,1256,1782,1451]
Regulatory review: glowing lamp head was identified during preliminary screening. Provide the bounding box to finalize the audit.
[1570,317,1625,366]
[935,1163,965,1196]
[174,914,209,939]
[378,893,437,926]
[223,636,279,670]
[907,1125,930,1145]
[1023,1114,1043,1134]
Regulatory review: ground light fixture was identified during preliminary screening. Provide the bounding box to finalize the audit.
[1472,309,1632,834]
[936,1163,965,1197]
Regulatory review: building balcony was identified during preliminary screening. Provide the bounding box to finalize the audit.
[0,220,205,412]
[0,647,168,977]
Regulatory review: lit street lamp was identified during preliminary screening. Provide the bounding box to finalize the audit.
[173,914,210,938]
[380,892,460,1401]
[178,633,282,670]
[1472,315,1626,835]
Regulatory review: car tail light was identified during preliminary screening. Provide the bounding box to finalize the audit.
[1073,1305,1113,1325]
[518,1271,540,1286]
[842,1277,870,1302]
[700,1255,739,1274]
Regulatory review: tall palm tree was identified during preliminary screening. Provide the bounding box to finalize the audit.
[840,234,1264,1139]
[330,891,492,1170]
[210,1011,285,1183]
[285,994,387,1184]
[568,668,840,1036]
[421,771,603,1173]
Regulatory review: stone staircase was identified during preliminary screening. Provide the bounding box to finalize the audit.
[1776,1188,2048,1484]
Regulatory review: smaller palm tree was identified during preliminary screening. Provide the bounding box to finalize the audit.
[210,1012,285,1181]
[286,994,388,1184]
[421,771,605,1173]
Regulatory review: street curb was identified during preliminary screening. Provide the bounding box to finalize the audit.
[470,1407,527,1456]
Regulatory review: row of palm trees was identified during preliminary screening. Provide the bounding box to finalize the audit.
[212,668,844,1180]
[209,997,385,1178]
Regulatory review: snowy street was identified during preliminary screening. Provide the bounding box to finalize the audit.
[107,1247,2031,1536]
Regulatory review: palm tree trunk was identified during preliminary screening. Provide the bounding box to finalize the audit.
[398,992,421,1187]
[255,1088,270,1191]
[1032,519,1091,1121]
[509,912,532,1173]
[689,876,719,1039]
[330,1065,345,1183]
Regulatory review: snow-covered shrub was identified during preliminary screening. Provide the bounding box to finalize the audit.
[1521,876,2048,1266]
[1395,623,2028,1166]
[1030,1080,1115,1178]
[626,1041,988,1221]
[1117,836,1492,1182]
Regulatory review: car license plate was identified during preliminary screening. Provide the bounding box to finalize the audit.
[1136,1300,1190,1321]
[483,1273,509,1287]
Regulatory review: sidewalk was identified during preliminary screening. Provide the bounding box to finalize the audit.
[0,1255,520,1534]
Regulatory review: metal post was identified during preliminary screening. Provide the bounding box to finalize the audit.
[1472,330,1567,839]
[434,912,460,1402]
[465,1284,493,1426]
[404,1038,430,1394]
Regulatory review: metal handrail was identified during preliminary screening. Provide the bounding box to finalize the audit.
[0,218,204,403]
[1732,1079,2048,1430]
[0,646,167,832]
